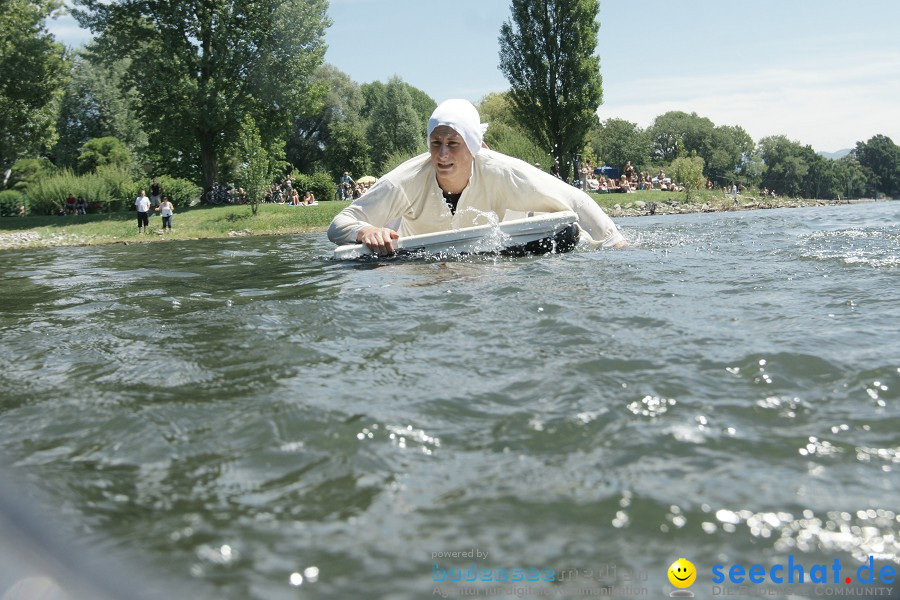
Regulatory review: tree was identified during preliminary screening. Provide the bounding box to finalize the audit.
[324,118,372,181]
[854,135,900,196]
[366,77,423,173]
[669,154,705,201]
[648,111,753,185]
[478,92,547,167]
[285,63,364,174]
[649,111,717,166]
[833,156,873,199]
[592,118,651,172]
[361,80,435,130]
[0,0,68,180]
[53,47,148,170]
[704,125,754,185]
[233,114,272,215]
[499,0,603,181]
[758,136,810,197]
[74,0,330,189]
[477,92,520,131]
[77,136,133,173]
[483,122,546,166]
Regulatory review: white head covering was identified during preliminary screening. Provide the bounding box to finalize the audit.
[427,99,489,157]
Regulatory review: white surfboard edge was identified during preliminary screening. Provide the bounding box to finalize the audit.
[332,210,579,260]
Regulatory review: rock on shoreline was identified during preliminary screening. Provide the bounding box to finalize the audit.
[606,195,837,217]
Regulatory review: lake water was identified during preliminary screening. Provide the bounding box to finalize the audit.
[0,202,897,600]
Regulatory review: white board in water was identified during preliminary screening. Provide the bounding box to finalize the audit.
[332,210,578,259]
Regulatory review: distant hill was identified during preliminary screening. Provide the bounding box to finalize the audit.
[818,148,852,160]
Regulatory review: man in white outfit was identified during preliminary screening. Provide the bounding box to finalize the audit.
[327,99,626,255]
[134,190,151,233]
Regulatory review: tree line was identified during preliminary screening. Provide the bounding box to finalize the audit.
[1,0,897,218]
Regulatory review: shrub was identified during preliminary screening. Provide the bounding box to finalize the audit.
[0,190,27,217]
[154,176,202,208]
[6,158,57,193]
[77,136,134,174]
[293,171,336,202]
[26,170,82,214]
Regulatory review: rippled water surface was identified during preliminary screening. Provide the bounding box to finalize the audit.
[1,202,898,599]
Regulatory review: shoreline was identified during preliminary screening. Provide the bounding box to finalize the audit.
[0,197,886,252]
[604,194,880,218]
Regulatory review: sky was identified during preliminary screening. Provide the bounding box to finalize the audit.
[47,0,900,153]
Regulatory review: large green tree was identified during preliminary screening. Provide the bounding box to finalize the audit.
[53,47,147,170]
[758,136,810,197]
[478,92,546,167]
[498,0,603,181]
[0,0,68,181]
[649,111,754,185]
[285,63,364,174]
[854,134,899,196]
[74,0,330,189]
[361,80,436,132]
[366,77,423,173]
[591,118,651,173]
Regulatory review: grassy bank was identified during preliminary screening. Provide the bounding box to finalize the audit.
[0,201,350,251]
[0,191,854,252]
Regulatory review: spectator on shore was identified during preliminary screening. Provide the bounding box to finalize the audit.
[75,196,88,215]
[135,190,150,233]
[290,189,301,205]
[551,160,561,178]
[624,161,635,179]
[339,172,355,200]
[159,195,174,230]
[64,193,77,215]
[149,179,162,211]
[302,191,317,205]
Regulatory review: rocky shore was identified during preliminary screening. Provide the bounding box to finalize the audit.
[605,194,831,218]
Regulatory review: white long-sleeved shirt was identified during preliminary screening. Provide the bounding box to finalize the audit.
[327,149,625,247]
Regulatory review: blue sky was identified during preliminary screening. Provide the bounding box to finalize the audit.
[48,0,900,152]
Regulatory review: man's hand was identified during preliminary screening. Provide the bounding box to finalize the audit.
[357,225,400,255]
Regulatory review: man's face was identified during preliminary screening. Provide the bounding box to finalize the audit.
[429,126,473,187]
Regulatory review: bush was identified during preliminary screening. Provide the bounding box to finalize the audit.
[0,190,27,217]
[24,168,201,214]
[153,176,202,208]
[94,165,137,212]
[120,176,201,212]
[77,136,134,174]
[27,169,134,214]
[6,158,57,193]
[26,170,82,214]
[293,171,336,202]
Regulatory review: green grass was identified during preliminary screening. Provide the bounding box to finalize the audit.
[0,202,351,250]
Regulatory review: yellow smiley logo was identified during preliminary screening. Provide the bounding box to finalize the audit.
[668,558,696,588]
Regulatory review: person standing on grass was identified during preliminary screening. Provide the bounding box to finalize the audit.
[159,195,174,231]
[135,190,151,233]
